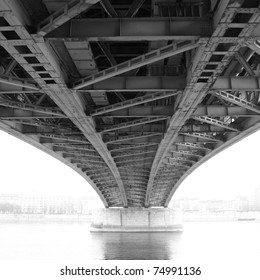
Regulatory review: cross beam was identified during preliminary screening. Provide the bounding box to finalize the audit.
[92,91,180,116]
[105,132,162,144]
[0,75,40,91]
[211,91,260,114]
[192,116,240,132]
[80,76,260,92]
[46,17,211,41]
[100,116,168,132]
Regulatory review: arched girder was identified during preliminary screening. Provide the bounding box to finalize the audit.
[145,0,260,206]
[165,117,260,206]
[0,0,127,207]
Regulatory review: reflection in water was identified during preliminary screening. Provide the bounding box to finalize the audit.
[90,232,183,260]
[0,221,260,260]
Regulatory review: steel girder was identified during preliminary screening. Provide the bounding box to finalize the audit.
[46,17,212,41]
[37,0,101,36]
[99,105,260,118]
[0,75,40,91]
[105,132,162,144]
[0,0,127,207]
[91,91,179,116]
[78,76,185,92]
[1,0,260,208]
[100,116,168,132]
[79,76,260,92]
[100,0,118,18]
[73,41,198,89]
[192,116,240,132]
[125,0,146,17]
[109,142,158,152]
[145,1,260,206]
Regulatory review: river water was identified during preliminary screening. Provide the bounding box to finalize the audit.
[0,220,260,260]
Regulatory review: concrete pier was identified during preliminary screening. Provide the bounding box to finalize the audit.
[90,208,183,232]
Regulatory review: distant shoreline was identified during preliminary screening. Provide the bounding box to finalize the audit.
[0,213,91,223]
[182,211,260,222]
[0,212,260,223]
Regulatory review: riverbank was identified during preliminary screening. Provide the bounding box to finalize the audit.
[1,211,260,224]
[182,211,260,222]
[0,213,91,223]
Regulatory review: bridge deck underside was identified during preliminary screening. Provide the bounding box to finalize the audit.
[0,0,260,207]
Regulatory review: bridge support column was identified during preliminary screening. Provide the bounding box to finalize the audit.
[90,208,183,232]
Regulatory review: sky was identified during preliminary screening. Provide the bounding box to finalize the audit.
[0,129,102,204]
[173,130,260,200]
[0,128,260,204]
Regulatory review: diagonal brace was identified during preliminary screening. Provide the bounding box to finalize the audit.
[73,41,198,89]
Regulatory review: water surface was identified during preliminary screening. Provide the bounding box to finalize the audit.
[0,221,259,260]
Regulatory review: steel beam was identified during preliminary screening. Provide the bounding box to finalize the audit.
[247,40,260,56]
[193,105,260,117]
[212,77,260,91]
[52,144,96,152]
[122,178,148,183]
[47,17,211,41]
[0,98,65,117]
[80,76,260,92]
[97,41,117,67]
[36,94,47,106]
[100,0,118,17]
[175,142,212,151]
[168,156,196,164]
[105,132,162,144]
[100,116,168,132]
[4,59,17,75]
[192,116,240,132]
[171,148,203,158]
[125,0,145,17]
[23,126,81,135]
[175,134,218,144]
[0,108,66,119]
[113,150,156,159]
[86,168,110,174]
[180,132,222,142]
[106,105,260,119]
[109,142,158,152]
[69,156,105,164]
[0,90,41,95]
[72,159,106,166]
[121,175,149,180]
[79,76,185,92]
[235,52,255,76]
[73,41,198,89]
[62,152,101,159]
[165,161,191,168]
[116,156,154,165]
[40,134,90,144]
[92,91,180,116]
[118,162,152,168]
[123,177,148,182]
[37,0,100,36]
[119,168,150,173]
[210,91,260,115]
[0,76,40,91]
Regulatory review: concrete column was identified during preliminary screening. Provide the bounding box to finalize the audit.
[90,208,183,232]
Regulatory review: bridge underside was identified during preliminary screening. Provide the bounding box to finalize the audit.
[0,0,260,208]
